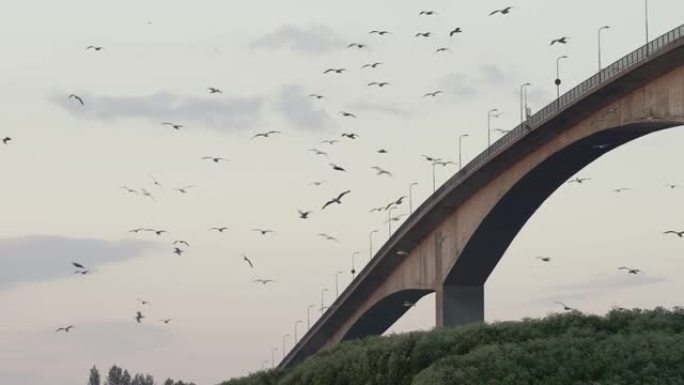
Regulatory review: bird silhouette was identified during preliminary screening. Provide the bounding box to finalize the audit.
[253,279,275,285]
[174,240,190,247]
[423,91,443,97]
[129,228,150,233]
[435,47,450,53]
[162,122,183,130]
[135,311,145,323]
[664,230,684,238]
[208,87,222,94]
[555,301,578,311]
[419,11,436,15]
[309,148,328,157]
[489,6,513,15]
[377,149,388,154]
[368,82,390,87]
[434,160,456,167]
[341,133,359,139]
[449,27,463,37]
[340,111,357,118]
[148,174,163,189]
[69,94,84,105]
[174,185,194,194]
[372,166,393,177]
[251,130,282,140]
[421,154,442,162]
[619,267,642,274]
[56,325,75,333]
[666,184,680,189]
[72,262,86,270]
[298,210,312,219]
[86,46,104,51]
[152,229,167,236]
[323,68,346,74]
[347,43,366,49]
[201,156,228,163]
[317,233,339,243]
[369,30,391,35]
[362,62,383,69]
[242,254,254,268]
[159,319,172,324]
[1,137,11,145]
[137,298,151,306]
[309,94,324,99]
[310,181,326,186]
[251,228,275,235]
[550,37,570,45]
[322,139,340,145]
[120,186,138,194]
[536,257,552,262]
[568,177,591,184]
[173,247,184,256]
[611,188,630,193]
[415,32,432,38]
[210,227,229,232]
[140,188,155,201]
[323,190,352,209]
[329,163,347,172]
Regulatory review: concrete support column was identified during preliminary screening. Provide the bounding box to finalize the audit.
[435,285,484,328]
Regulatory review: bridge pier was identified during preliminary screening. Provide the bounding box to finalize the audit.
[436,285,484,328]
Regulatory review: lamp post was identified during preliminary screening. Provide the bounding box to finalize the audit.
[320,288,328,314]
[645,0,649,45]
[271,347,279,368]
[555,55,569,102]
[351,251,360,278]
[335,270,343,297]
[519,83,531,126]
[369,230,379,260]
[307,304,315,329]
[282,334,290,359]
[409,182,418,214]
[487,108,500,146]
[387,206,398,236]
[598,25,610,71]
[294,320,303,343]
[458,134,469,170]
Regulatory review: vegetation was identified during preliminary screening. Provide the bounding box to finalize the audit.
[87,365,196,385]
[221,308,684,385]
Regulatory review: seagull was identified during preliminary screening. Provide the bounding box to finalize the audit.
[493,128,511,134]
[251,130,282,140]
[151,229,167,236]
[611,188,630,193]
[435,47,450,53]
[362,62,383,69]
[173,247,184,256]
[489,6,513,16]
[340,111,357,118]
[323,68,346,74]
[241,254,254,268]
[387,214,408,223]
[434,160,456,167]
[664,230,684,238]
[341,133,359,139]
[377,149,388,154]
[449,27,463,37]
[347,43,366,49]
[173,240,190,247]
[1,137,11,145]
[322,190,352,209]
[135,311,145,323]
[174,185,194,194]
[210,227,229,232]
[74,270,89,275]
[159,319,173,324]
[423,91,443,97]
[322,140,340,145]
[568,177,591,184]
[369,30,391,35]
[666,184,680,189]
[415,32,432,38]
[253,279,275,285]
[309,148,328,157]
[69,94,84,105]
[86,46,104,51]
[419,11,436,15]
[555,301,578,312]
[56,326,75,333]
[161,122,183,130]
[251,228,275,235]
[619,267,642,274]
[329,163,347,172]
[72,261,86,270]
[121,186,138,194]
[208,87,222,94]
[421,154,442,162]
[372,166,393,177]
[201,156,228,163]
[137,298,151,306]
[148,174,162,189]
[129,228,150,233]
[368,82,390,87]
[536,257,552,262]
[310,181,326,186]
[550,37,570,45]
[309,94,325,99]
[393,196,407,206]
[317,233,339,243]
[140,188,155,201]
[298,210,312,219]
[370,206,386,213]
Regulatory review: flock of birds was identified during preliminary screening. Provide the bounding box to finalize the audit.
[2,3,681,376]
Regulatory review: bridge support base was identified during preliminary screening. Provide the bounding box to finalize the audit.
[436,285,484,328]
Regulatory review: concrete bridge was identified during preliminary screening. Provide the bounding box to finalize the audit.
[281,24,684,368]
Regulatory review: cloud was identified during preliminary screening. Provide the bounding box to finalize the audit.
[438,74,477,99]
[438,64,508,100]
[250,24,345,54]
[0,236,156,290]
[51,92,264,132]
[480,65,506,85]
[348,101,413,118]
[533,272,667,304]
[275,85,331,130]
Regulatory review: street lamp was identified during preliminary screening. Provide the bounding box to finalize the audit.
[335,270,343,297]
[555,55,569,102]
[458,134,469,170]
[387,206,398,236]
[271,347,279,368]
[320,288,328,314]
[487,108,500,146]
[645,0,649,45]
[598,25,610,71]
[282,334,290,359]
[409,182,418,214]
[351,251,360,278]
[294,320,303,343]
[307,304,315,329]
[519,83,531,125]
[369,230,379,260]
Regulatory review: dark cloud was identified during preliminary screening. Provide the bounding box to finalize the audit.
[0,236,156,290]
[275,85,331,130]
[250,24,345,54]
[51,92,264,132]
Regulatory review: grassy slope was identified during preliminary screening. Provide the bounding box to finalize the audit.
[221,308,684,385]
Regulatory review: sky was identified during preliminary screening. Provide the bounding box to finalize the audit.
[1,0,684,384]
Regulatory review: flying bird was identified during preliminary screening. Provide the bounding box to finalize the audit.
[423,91,443,97]
[159,319,172,324]
[210,227,229,232]
[120,186,138,194]
[323,68,346,74]
[201,156,228,163]
[322,190,352,209]
[493,128,511,134]
[322,139,340,145]
[309,148,328,157]
[86,46,103,51]
[148,174,162,189]
[251,130,282,140]
[173,247,184,256]
[368,82,390,87]
[251,228,275,235]
[140,188,155,201]
[339,111,357,118]
[162,122,183,130]
[664,230,684,238]
[449,27,463,36]
[56,326,75,333]
[174,240,190,247]
[242,254,254,268]
[72,262,86,270]
[135,311,145,323]
[619,267,642,275]
[568,177,591,184]
[489,6,513,15]
[666,184,680,189]
[1,137,11,145]
[415,32,432,38]
[174,185,194,194]
[137,298,151,306]
[419,11,436,15]
[253,279,275,285]
[329,163,347,172]
[341,133,359,139]
[208,87,222,94]
[151,229,167,236]
[421,154,442,162]
[317,233,339,243]
[369,30,391,35]
[536,257,552,262]
[69,94,84,105]
[372,166,393,177]
[550,37,570,45]
[347,43,366,49]
[611,188,630,193]
[555,301,578,312]
[434,160,456,167]
[435,47,450,53]
[298,210,312,219]
[362,62,383,69]
[377,149,388,154]
[309,94,325,99]
[129,228,150,233]
[310,181,326,186]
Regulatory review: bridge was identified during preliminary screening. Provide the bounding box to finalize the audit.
[281,24,684,368]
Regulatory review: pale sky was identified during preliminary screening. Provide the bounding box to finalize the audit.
[1,0,684,384]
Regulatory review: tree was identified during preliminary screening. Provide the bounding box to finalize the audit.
[104,365,123,385]
[88,366,101,385]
